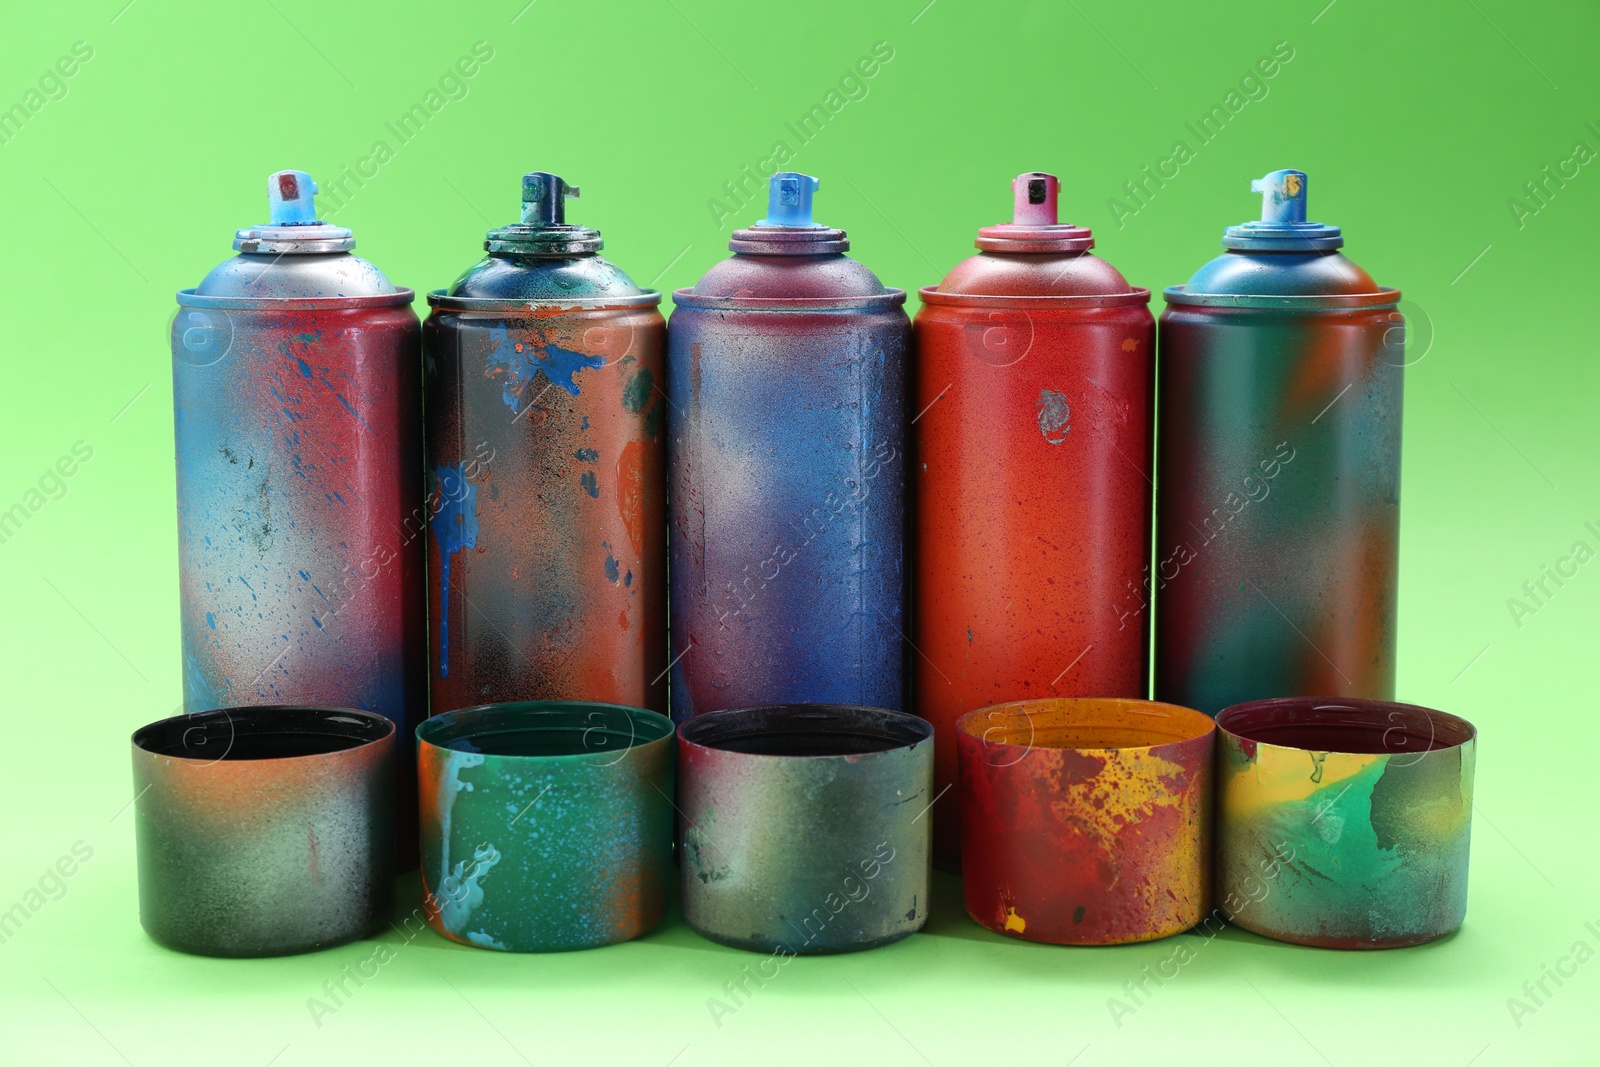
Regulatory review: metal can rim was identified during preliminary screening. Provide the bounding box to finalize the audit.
[956,697,1214,757]
[1215,696,1477,756]
[678,704,932,762]
[917,285,1152,309]
[175,287,416,311]
[1163,284,1401,309]
[417,701,675,766]
[427,288,662,312]
[131,704,396,765]
[671,288,908,311]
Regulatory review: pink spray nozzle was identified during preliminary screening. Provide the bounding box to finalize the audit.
[1011,172,1059,226]
[975,171,1090,253]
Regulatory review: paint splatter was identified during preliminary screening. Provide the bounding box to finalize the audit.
[622,366,654,413]
[1004,907,1027,933]
[429,464,480,678]
[488,324,604,410]
[575,448,599,462]
[1037,389,1070,444]
[430,750,496,939]
[580,471,599,498]
[616,441,647,556]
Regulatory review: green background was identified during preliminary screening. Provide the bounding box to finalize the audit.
[1,0,1596,1063]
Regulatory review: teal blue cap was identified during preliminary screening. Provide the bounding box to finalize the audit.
[1223,169,1342,251]
[267,170,319,226]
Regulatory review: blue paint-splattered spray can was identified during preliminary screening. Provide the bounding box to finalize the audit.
[424,172,667,716]
[668,173,909,719]
[172,170,423,858]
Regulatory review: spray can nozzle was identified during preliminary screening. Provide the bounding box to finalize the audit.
[759,172,822,228]
[1251,169,1308,225]
[521,172,580,226]
[1011,172,1060,226]
[267,170,320,226]
[237,170,352,253]
[1222,168,1339,250]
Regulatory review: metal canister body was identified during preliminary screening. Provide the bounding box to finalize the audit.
[172,171,423,856]
[669,173,909,719]
[1155,170,1403,715]
[1215,697,1476,948]
[424,173,667,715]
[914,173,1154,865]
[676,705,932,954]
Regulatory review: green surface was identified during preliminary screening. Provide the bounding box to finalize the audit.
[1,1,1596,1064]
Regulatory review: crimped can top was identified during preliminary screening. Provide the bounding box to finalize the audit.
[1167,169,1400,308]
[922,173,1148,308]
[186,171,404,303]
[676,172,906,311]
[445,171,654,305]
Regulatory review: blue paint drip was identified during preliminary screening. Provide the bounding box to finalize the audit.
[206,611,216,629]
[488,323,604,411]
[296,358,312,378]
[604,550,620,583]
[429,464,480,678]
[580,471,599,498]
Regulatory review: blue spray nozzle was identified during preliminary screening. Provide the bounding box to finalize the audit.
[1251,169,1308,225]
[521,172,580,226]
[758,172,822,228]
[267,170,319,226]
[1224,168,1340,251]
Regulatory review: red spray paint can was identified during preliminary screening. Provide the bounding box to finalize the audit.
[913,173,1154,866]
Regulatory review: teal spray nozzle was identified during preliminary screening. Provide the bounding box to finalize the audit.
[520,172,580,226]
[1250,169,1308,225]
[268,170,319,225]
[758,172,823,228]
[483,170,601,256]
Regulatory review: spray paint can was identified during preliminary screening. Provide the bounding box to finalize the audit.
[1156,170,1403,714]
[172,170,423,857]
[668,172,909,719]
[424,172,667,716]
[913,172,1155,866]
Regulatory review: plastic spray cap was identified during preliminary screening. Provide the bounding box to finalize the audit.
[973,171,1091,253]
[520,172,580,226]
[267,170,320,226]
[1011,172,1060,226]
[758,172,823,228]
[1251,169,1308,225]
[234,170,353,253]
[483,170,600,255]
[1223,168,1342,251]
